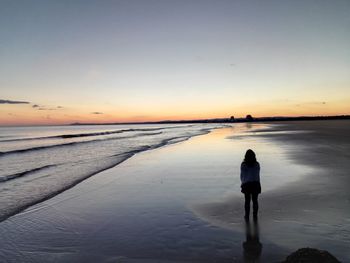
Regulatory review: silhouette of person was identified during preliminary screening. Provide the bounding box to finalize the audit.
[243,221,262,262]
[240,149,261,221]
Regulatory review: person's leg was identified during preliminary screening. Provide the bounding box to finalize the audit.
[252,193,259,219]
[244,193,251,220]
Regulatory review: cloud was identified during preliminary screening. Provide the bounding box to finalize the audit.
[91,112,103,115]
[38,107,57,111]
[0,99,30,104]
[33,104,63,110]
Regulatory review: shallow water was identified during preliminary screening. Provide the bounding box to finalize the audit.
[0,122,349,262]
[0,123,226,222]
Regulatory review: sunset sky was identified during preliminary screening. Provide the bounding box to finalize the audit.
[1,0,349,125]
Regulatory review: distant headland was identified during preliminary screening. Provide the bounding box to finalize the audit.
[71,115,350,125]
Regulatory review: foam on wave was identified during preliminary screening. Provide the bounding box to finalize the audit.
[0,132,163,156]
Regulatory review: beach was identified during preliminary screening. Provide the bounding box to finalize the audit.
[0,120,349,262]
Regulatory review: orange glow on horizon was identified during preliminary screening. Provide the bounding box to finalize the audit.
[1,100,349,126]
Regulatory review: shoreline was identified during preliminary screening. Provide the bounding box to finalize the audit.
[1,114,349,128]
[193,120,350,261]
[0,125,222,223]
[70,114,350,126]
[0,121,349,262]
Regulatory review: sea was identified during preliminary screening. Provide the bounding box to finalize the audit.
[0,123,227,222]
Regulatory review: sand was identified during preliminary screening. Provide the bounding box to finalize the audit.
[193,120,350,261]
[0,120,349,262]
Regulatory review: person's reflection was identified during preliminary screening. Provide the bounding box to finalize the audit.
[242,221,262,262]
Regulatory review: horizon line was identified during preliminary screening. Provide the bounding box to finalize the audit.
[1,114,349,127]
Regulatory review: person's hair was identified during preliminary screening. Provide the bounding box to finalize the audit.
[244,149,257,166]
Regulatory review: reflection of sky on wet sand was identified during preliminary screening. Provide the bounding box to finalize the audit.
[189,124,317,227]
[0,123,342,262]
[192,122,350,262]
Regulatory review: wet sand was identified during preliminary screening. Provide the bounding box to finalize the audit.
[0,121,349,262]
[193,120,350,262]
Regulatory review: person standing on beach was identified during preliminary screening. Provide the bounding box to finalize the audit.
[240,149,261,221]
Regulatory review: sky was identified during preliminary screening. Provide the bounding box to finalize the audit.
[0,0,349,125]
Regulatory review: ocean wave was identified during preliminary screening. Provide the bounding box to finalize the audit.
[0,125,192,142]
[150,130,211,150]
[0,124,224,222]
[0,165,56,182]
[0,132,163,156]
[0,135,189,221]
[0,154,134,222]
